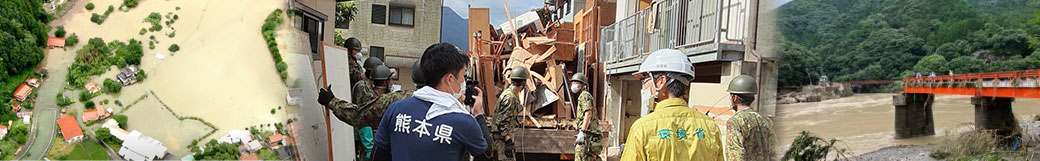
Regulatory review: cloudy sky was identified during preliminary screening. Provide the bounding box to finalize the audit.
[442,0,794,27]
[443,0,544,25]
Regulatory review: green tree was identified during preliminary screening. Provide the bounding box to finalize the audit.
[103,78,121,93]
[124,0,139,8]
[111,114,128,128]
[336,1,358,28]
[65,33,78,46]
[910,54,949,74]
[948,56,985,74]
[5,122,28,144]
[168,44,179,52]
[86,3,95,10]
[54,26,65,37]
[96,128,122,146]
[193,140,240,160]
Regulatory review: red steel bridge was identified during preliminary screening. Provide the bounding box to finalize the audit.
[894,70,1040,139]
[903,70,1040,98]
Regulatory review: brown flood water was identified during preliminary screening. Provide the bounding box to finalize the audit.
[775,93,1040,155]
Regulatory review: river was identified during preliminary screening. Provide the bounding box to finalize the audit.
[775,93,1040,155]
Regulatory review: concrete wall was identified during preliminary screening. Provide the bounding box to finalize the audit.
[339,0,443,69]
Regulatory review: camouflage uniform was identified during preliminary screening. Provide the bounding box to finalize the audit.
[324,80,379,161]
[349,57,365,87]
[491,86,520,161]
[575,90,601,161]
[724,106,777,161]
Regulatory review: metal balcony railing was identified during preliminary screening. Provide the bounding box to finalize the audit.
[600,0,749,64]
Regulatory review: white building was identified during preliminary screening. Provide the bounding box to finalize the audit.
[217,130,252,144]
[118,130,169,161]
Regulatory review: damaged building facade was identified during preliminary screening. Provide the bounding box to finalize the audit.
[599,0,777,152]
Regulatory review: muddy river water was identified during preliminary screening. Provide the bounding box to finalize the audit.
[775,93,1040,155]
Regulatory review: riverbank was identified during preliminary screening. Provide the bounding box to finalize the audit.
[776,93,1040,156]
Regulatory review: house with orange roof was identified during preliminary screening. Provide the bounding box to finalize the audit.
[13,84,31,101]
[57,115,84,143]
[82,105,111,122]
[85,82,100,94]
[47,37,65,48]
[268,133,284,147]
[11,102,20,113]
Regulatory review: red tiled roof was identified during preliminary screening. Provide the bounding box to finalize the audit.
[269,133,283,144]
[48,37,65,48]
[11,102,20,112]
[57,115,83,142]
[85,83,100,93]
[13,84,31,101]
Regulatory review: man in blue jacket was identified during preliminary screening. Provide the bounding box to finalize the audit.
[372,43,491,161]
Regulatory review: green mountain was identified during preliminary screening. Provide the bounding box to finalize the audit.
[775,0,1040,87]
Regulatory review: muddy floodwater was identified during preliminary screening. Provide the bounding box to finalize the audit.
[775,93,1040,155]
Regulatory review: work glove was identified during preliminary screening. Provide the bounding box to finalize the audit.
[318,85,334,106]
[575,131,585,144]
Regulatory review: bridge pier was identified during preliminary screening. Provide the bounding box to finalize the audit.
[972,97,1018,139]
[893,93,935,139]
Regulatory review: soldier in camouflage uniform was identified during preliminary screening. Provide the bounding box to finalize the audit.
[346,37,366,86]
[319,64,402,161]
[491,66,527,161]
[724,75,776,161]
[571,73,601,161]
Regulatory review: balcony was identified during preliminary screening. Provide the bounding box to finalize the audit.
[600,0,750,75]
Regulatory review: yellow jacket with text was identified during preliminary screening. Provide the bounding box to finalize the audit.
[620,98,724,161]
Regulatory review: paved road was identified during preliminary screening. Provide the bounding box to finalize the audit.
[20,53,71,160]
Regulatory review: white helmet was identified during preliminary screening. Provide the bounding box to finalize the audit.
[633,49,695,80]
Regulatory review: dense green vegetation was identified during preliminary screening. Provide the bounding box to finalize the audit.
[0,120,29,160]
[90,5,115,24]
[54,26,65,37]
[124,0,139,8]
[111,114,128,128]
[85,2,94,10]
[262,9,287,82]
[192,140,241,160]
[103,78,121,93]
[67,37,144,89]
[776,0,1040,87]
[0,0,52,127]
[57,92,74,106]
[144,12,162,32]
[96,128,122,147]
[65,33,79,46]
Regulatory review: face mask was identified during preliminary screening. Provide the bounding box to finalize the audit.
[570,84,581,93]
[449,74,465,100]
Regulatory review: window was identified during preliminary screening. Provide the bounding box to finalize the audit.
[371,4,386,24]
[388,5,414,26]
[692,62,727,83]
[370,46,385,62]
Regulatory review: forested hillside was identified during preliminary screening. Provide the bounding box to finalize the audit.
[775,0,1040,87]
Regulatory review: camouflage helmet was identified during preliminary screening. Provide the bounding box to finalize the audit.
[509,66,529,80]
[371,65,393,81]
[346,37,362,51]
[411,60,425,86]
[727,75,757,94]
[570,73,588,85]
[363,57,384,71]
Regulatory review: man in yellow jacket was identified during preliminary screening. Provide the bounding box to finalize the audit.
[620,49,724,161]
